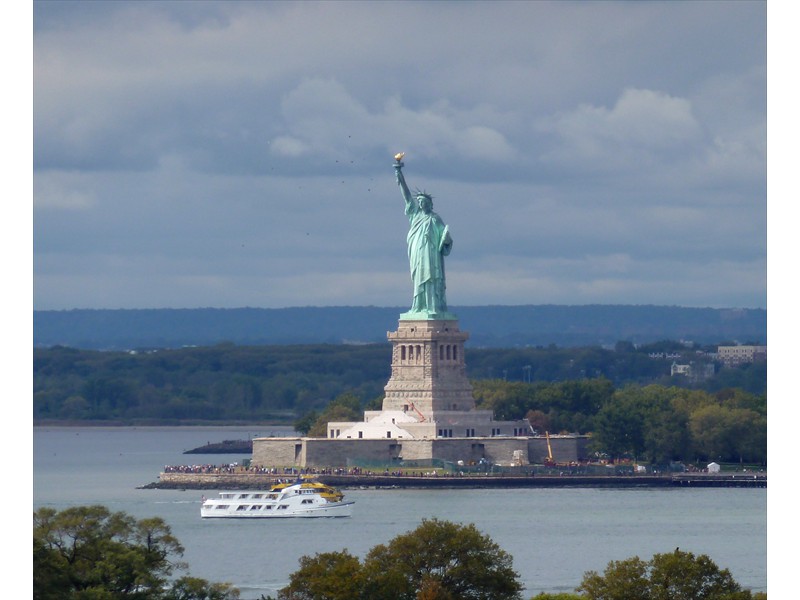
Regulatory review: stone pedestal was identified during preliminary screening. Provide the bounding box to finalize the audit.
[382,319,476,420]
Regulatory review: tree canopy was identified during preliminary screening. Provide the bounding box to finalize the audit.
[304,393,363,437]
[276,518,523,600]
[577,548,762,600]
[33,505,239,600]
[34,342,765,425]
[473,380,766,465]
[33,343,766,464]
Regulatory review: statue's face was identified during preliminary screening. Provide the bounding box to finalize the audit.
[417,195,432,213]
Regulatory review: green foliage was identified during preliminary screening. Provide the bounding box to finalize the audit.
[473,378,614,431]
[473,379,766,465]
[34,341,766,425]
[592,385,691,463]
[293,410,319,435]
[33,505,239,600]
[164,577,242,600]
[467,345,667,387]
[277,518,523,600]
[592,392,647,460]
[278,551,364,600]
[306,393,363,437]
[705,362,767,396]
[690,404,766,464]
[34,344,390,423]
[530,594,585,600]
[33,344,767,464]
[362,518,523,600]
[578,548,757,600]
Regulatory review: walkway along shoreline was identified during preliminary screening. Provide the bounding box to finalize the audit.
[142,472,766,490]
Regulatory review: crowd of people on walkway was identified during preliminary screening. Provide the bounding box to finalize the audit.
[163,463,243,474]
[161,463,511,478]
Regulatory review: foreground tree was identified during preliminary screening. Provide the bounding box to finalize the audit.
[34,505,239,599]
[362,518,523,600]
[164,576,243,600]
[278,550,364,600]
[277,518,523,600]
[577,548,760,600]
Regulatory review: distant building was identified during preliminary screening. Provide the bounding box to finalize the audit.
[671,362,692,377]
[717,345,766,368]
[671,361,715,381]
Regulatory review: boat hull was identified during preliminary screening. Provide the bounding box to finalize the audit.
[201,500,354,518]
[200,481,354,518]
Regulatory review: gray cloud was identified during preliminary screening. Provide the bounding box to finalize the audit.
[33,0,766,310]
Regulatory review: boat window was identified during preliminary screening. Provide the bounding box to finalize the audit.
[252,494,262,499]
[265,505,272,510]
[216,505,229,509]
[250,505,262,510]
[278,505,288,510]
[239,494,249,499]
[301,499,313,504]
[268,494,278,499]
[236,505,247,511]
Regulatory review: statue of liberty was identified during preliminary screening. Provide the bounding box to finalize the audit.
[394,153,455,319]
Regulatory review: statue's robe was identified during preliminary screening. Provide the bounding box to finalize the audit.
[405,202,452,315]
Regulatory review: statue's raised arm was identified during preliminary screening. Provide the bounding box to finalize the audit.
[392,153,454,319]
[394,152,413,206]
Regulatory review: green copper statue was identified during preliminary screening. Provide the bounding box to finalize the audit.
[394,153,455,320]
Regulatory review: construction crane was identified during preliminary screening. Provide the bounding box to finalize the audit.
[408,401,426,422]
[544,431,556,467]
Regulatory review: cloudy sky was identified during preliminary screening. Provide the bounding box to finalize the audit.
[32,0,767,311]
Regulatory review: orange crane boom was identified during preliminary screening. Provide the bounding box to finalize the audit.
[544,431,556,466]
[409,401,426,422]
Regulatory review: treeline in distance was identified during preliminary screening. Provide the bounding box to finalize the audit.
[34,341,766,464]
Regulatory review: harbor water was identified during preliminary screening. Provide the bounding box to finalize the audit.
[33,426,767,599]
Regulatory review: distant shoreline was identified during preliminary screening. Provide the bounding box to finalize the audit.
[33,421,294,428]
[34,305,767,349]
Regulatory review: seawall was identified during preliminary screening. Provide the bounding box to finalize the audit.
[143,472,766,490]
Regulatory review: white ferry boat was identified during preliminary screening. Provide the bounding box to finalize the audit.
[200,479,354,518]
